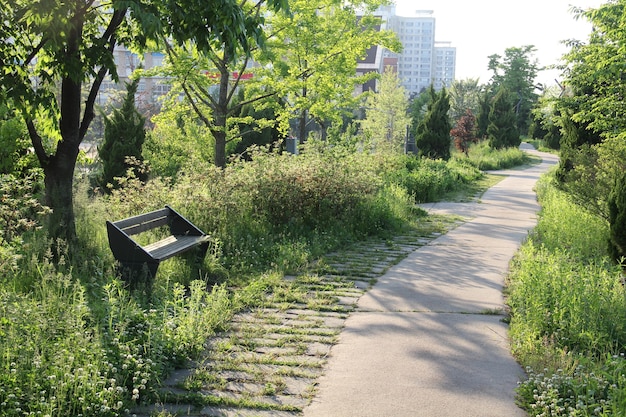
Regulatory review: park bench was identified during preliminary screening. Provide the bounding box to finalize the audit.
[106,205,210,283]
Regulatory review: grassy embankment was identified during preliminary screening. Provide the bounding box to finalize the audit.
[508,172,626,416]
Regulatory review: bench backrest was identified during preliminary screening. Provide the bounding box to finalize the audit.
[113,208,171,236]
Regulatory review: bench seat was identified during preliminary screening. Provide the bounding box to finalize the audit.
[144,234,211,261]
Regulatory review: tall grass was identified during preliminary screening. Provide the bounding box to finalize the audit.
[507,173,626,416]
[454,140,530,170]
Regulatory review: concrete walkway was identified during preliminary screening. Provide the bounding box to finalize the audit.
[303,145,559,417]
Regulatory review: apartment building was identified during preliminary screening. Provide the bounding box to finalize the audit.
[357,6,456,97]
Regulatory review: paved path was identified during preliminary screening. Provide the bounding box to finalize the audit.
[303,145,558,417]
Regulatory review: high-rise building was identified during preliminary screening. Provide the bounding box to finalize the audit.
[357,6,456,97]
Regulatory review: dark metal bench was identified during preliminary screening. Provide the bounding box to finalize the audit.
[106,205,210,283]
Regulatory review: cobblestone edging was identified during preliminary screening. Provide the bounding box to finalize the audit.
[134,217,456,417]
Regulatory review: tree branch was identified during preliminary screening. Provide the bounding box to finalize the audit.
[25,118,50,167]
[79,7,127,141]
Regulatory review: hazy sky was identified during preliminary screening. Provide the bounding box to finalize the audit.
[394,0,606,86]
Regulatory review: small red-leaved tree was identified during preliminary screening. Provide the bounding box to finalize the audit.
[450,109,478,156]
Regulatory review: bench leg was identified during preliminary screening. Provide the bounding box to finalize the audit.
[117,261,160,288]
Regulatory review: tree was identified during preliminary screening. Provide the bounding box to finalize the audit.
[487,45,539,135]
[551,2,626,221]
[528,89,562,149]
[475,92,491,140]
[360,68,410,153]
[415,86,452,160]
[98,77,146,190]
[559,2,626,135]
[264,0,401,143]
[0,0,288,241]
[487,88,520,149]
[448,78,482,122]
[153,41,278,168]
[450,109,478,156]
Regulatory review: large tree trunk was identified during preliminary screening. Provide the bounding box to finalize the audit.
[298,84,307,144]
[214,56,231,168]
[43,142,79,242]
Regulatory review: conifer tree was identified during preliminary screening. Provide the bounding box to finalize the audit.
[476,92,491,139]
[98,78,146,191]
[415,86,451,160]
[487,88,520,149]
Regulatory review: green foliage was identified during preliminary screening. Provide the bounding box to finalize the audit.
[487,88,520,149]
[98,78,147,191]
[475,92,491,139]
[0,173,49,245]
[557,133,626,221]
[0,109,38,176]
[528,91,562,150]
[143,0,289,61]
[559,2,626,135]
[456,140,528,171]
[487,45,539,135]
[608,171,626,262]
[386,153,483,203]
[409,88,432,131]
[143,102,214,179]
[507,175,626,415]
[448,78,482,122]
[415,86,452,160]
[233,99,283,158]
[360,69,410,154]
[264,0,402,141]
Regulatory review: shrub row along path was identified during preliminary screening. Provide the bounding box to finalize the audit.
[136,144,558,417]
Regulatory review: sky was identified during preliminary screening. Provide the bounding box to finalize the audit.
[394,0,606,87]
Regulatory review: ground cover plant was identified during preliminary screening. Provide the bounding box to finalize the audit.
[507,173,626,416]
[0,139,527,416]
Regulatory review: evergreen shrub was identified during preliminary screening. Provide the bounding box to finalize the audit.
[98,79,147,191]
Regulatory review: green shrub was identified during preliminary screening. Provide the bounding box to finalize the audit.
[487,88,521,150]
[98,78,147,191]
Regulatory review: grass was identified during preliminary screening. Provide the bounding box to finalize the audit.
[507,172,626,416]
